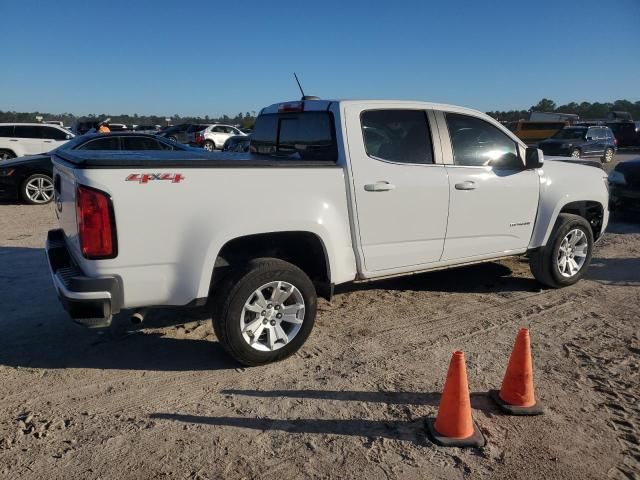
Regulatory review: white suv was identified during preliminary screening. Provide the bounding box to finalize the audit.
[197,124,246,151]
[0,123,74,160]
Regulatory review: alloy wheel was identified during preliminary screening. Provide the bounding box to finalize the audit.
[239,281,305,352]
[25,176,54,204]
[556,228,589,278]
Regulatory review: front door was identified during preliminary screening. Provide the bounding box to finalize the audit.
[346,106,450,273]
[439,111,539,260]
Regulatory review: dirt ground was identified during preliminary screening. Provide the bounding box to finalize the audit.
[1,161,639,479]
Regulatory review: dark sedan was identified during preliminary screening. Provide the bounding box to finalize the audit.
[538,126,617,163]
[609,158,640,213]
[0,133,192,204]
[222,134,251,152]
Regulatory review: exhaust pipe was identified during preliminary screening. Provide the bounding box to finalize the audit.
[131,309,148,324]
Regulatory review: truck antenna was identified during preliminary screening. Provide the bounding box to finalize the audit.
[293,73,320,101]
[294,72,306,99]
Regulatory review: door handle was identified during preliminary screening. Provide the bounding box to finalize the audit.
[43,140,52,143]
[364,181,396,192]
[9,139,18,142]
[455,180,476,190]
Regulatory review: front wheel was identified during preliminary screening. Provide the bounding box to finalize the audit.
[570,148,581,159]
[211,258,317,366]
[529,213,594,288]
[602,147,614,163]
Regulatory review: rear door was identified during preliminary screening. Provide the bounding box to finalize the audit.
[345,105,450,273]
[14,125,45,155]
[438,111,539,260]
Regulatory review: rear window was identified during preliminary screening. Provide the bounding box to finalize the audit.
[251,112,337,162]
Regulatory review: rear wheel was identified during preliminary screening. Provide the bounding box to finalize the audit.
[21,173,54,205]
[570,148,581,159]
[0,150,16,161]
[203,140,215,151]
[167,136,177,143]
[602,147,614,163]
[529,213,594,288]
[211,258,317,366]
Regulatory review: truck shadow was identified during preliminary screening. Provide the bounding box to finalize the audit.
[587,257,640,285]
[0,246,238,372]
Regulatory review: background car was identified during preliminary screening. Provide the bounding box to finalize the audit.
[609,158,640,213]
[132,125,160,134]
[0,133,192,205]
[72,120,100,135]
[157,123,206,144]
[222,134,251,152]
[0,123,75,160]
[606,121,639,147]
[197,124,246,151]
[538,126,617,162]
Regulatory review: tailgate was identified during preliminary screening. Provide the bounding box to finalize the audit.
[52,155,80,254]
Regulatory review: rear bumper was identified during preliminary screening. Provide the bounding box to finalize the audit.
[46,229,123,328]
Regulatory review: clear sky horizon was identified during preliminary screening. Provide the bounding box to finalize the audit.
[1,0,639,117]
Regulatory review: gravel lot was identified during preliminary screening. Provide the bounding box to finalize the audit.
[0,152,639,480]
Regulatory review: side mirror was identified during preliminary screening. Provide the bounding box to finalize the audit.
[525,147,544,169]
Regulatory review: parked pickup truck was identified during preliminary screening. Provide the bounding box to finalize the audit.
[47,99,609,366]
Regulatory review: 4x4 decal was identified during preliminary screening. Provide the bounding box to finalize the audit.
[125,173,185,184]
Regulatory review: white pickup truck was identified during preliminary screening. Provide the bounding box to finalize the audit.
[47,99,609,365]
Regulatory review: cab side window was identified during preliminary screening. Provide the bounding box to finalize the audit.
[360,110,433,164]
[77,137,121,150]
[445,113,521,169]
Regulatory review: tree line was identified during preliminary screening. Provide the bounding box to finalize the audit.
[487,98,640,122]
[1,98,639,126]
[0,110,257,129]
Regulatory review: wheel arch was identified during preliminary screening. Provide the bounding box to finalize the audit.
[207,231,334,301]
[0,148,17,157]
[533,199,606,248]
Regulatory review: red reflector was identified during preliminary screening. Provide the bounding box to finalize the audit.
[278,101,304,113]
[76,185,116,259]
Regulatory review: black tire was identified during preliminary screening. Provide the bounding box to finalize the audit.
[570,148,581,159]
[602,147,614,163]
[203,140,215,151]
[21,173,54,205]
[529,213,594,288]
[211,258,317,366]
[0,149,16,161]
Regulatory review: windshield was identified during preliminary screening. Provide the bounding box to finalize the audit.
[553,128,586,139]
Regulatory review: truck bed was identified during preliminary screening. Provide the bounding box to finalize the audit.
[55,150,338,169]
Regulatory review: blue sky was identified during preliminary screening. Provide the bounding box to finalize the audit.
[1,0,638,117]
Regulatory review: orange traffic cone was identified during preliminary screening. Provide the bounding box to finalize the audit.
[426,351,485,447]
[490,328,544,415]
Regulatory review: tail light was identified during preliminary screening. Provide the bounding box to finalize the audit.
[76,185,117,259]
[195,133,204,144]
